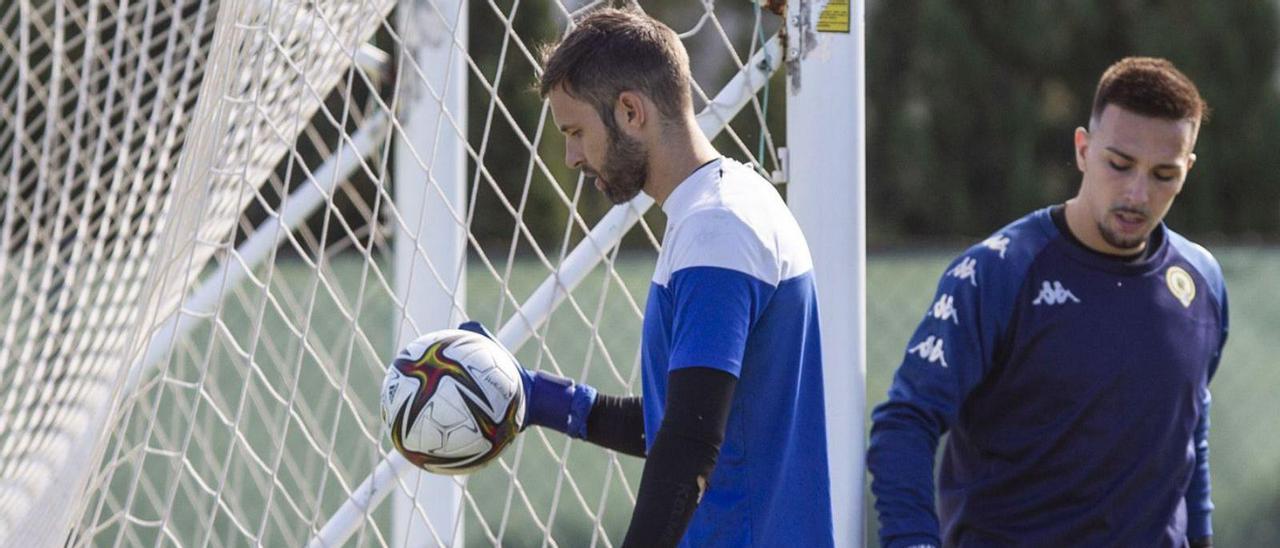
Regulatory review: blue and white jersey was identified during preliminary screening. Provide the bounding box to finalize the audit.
[869,208,1229,548]
[641,157,833,547]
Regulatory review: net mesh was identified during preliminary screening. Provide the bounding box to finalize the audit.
[1,0,784,546]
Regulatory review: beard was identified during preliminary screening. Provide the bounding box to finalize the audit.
[584,128,648,205]
[1097,205,1152,250]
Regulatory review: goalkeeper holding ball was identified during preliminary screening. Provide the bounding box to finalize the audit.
[462,7,834,548]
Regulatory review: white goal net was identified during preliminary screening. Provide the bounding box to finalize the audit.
[0,0,811,546]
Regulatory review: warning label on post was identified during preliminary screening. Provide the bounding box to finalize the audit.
[817,0,851,33]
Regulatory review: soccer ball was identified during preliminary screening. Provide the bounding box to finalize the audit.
[380,329,525,474]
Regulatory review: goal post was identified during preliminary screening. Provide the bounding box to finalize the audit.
[784,1,868,546]
[0,1,866,546]
[391,0,468,545]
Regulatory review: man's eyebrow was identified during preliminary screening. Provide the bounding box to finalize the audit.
[1104,146,1184,170]
[1104,147,1135,162]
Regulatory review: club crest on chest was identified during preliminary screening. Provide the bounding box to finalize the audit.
[1165,266,1196,308]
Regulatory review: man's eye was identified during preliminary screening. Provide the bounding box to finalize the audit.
[1154,171,1177,182]
[1108,160,1131,172]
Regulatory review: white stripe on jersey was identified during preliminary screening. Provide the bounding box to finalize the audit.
[653,158,813,287]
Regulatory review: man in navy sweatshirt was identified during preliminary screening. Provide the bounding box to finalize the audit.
[867,57,1227,548]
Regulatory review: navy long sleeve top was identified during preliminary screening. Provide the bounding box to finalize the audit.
[868,207,1228,547]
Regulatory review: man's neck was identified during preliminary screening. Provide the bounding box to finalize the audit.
[644,123,720,205]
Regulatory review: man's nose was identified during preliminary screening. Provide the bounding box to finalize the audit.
[564,145,583,170]
[1122,173,1150,205]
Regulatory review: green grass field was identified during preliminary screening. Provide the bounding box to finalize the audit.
[107,247,1279,546]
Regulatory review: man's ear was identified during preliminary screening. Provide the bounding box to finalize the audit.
[615,91,647,133]
[1074,126,1089,173]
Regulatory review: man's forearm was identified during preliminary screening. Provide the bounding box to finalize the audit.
[621,367,736,547]
[868,401,946,548]
[585,394,646,457]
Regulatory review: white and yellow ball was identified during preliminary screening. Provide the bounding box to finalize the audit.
[381,329,524,474]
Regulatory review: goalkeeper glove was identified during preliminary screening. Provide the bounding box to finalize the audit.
[458,321,596,439]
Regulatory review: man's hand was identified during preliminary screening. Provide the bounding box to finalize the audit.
[457,320,534,395]
[457,320,595,438]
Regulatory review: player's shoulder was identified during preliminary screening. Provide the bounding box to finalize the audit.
[1164,227,1227,303]
[660,159,810,286]
[662,206,796,287]
[944,208,1058,289]
[683,158,790,228]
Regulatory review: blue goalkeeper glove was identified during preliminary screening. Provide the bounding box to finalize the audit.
[458,321,597,439]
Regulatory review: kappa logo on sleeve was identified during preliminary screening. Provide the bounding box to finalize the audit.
[982,234,1011,259]
[908,335,948,368]
[1031,281,1080,306]
[930,294,960,325]
[947,257,978,286]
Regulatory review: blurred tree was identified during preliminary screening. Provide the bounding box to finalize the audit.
[464,0,568,254]
[285,2,1277,254]
[867,0,1280,244]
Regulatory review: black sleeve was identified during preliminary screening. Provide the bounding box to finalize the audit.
[621,367,736,548]
[585,393,646,457]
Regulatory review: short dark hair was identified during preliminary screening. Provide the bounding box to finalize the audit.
[1090,57,1209,126]
[539,7,692,132]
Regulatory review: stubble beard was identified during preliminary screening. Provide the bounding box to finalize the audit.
[587,128,648,205]
[1097,205,1153,251]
